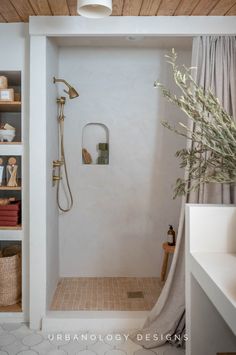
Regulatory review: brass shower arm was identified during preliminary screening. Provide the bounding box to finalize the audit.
[53,77,71,88]
[53,77,79,99]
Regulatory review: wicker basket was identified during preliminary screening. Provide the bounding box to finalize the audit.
[0,247,21,306]
[3,244,21,257]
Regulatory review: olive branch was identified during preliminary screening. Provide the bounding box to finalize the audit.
[155,49,236,198]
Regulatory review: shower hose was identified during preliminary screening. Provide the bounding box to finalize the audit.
[56,102,73,212]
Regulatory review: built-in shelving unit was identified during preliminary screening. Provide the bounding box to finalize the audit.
[0,70,23,318]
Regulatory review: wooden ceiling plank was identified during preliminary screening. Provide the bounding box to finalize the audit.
[28,0,52,15]
[67,0,78,15]
[123,0,143,15]
[9,0,35,22]
[0,0,21,22]
[209,0,236,15]
[174,0,201,15]
[139,0,162,16]
[48,0,70,15]
[112,0,124,15]
[191,0,220,15]
[226,3,236,13]
[0,14,6,22]
[157,0,182,15]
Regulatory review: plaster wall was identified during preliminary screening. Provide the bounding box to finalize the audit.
[58,45,191,277]
[46,38,59,309]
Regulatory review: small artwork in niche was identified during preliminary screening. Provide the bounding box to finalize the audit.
[97,143,109,165]
[82,148,92,164]
[82,123,109,165]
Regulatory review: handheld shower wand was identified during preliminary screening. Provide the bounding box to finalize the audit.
[53,77,79,212]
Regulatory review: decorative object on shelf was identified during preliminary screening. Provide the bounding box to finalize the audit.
[0,76,8,89]
[6,157,18,187]
[0,123,16,142]
[0,88,14,102]
[0,197,15,206]
[97,142,109,165]
[82,148,92,164]
[167,225,176,246]
[0,158,4,186]
[0,75,14,102]
[77,0,112,18]
[0,244,21,306]
[14,92,21,102]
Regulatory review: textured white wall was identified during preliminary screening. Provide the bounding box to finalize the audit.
[58,46,191,277]
[46,38,59,307]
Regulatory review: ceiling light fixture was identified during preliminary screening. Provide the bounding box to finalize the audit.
[77,0,112,18]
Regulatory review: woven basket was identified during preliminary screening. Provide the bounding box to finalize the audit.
[3,244,21,257]
[0,248,21,306]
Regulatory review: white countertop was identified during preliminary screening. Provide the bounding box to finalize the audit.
[190,252,236,336]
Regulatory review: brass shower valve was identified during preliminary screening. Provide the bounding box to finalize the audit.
[52,175,62,182]
[53,160,64,168]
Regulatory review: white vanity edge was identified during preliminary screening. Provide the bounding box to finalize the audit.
[190,252,236,336]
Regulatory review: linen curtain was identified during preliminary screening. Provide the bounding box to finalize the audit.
[131,36,236,350]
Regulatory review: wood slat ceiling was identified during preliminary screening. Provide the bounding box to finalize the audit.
[0,0,236,22]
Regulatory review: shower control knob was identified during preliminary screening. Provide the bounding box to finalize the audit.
[52,175,62,182]
[53,160,64,168]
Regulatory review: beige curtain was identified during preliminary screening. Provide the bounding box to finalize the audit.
[131,36,236,350]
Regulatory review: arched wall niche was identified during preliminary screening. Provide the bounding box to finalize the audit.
[82,123,109,165]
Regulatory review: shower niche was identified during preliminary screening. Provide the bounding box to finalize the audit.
[82,123,109,165]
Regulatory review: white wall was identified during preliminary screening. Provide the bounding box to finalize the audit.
[58,45,191,277]
[46,38,59,308]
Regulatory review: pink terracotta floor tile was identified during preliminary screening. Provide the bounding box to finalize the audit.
[50,277,163,311]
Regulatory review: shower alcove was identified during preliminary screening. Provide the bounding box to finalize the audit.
[29,16,233,331]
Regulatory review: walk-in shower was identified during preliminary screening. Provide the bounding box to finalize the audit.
[52,77,79,212]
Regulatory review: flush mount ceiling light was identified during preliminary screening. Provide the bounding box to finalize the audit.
[77,0,112,18]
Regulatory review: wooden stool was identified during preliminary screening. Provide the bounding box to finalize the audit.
[161,242,175,282]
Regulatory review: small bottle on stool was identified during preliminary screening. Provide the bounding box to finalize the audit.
[167,225,176,246]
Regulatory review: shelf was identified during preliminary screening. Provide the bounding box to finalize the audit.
[0,303,21,313]
[0,228,23,241]
[0,181,22,191]
[0,142,22,145]
[0,143,22,155]
[191,252,236,336]
[0,101,21,112]
[0,224,22,230]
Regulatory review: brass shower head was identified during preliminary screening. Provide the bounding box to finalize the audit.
[53,77,79,99]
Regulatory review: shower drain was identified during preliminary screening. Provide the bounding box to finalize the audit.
[127,291,144,299]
